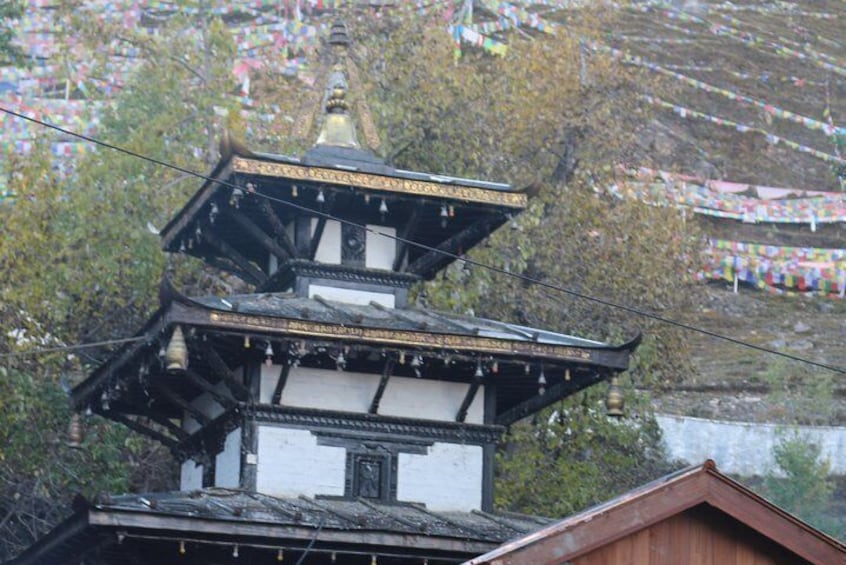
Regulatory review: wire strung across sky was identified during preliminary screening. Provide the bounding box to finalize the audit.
[0,336,146,359]
[1,104,844,375]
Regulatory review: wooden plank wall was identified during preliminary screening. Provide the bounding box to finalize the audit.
[573,505,810,565]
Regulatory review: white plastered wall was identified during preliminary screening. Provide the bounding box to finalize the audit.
[180,459,203,491]
[398,442,483,511]
[260,366,484,424]
[312,219,341,264]
[256,426,346,498]
[214,427,242,488]
[308,284,395,308]
[365,225,396,270]
[380,377,484,424]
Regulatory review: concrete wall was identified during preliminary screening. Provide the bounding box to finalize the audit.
[657,413,846,476]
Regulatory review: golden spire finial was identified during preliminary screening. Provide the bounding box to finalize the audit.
[307,19,384,152]
[314,23,360,149]
[326,86,349,113]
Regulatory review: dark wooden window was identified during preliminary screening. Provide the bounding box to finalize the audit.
[341,223,366,267]
[346,452,395,501]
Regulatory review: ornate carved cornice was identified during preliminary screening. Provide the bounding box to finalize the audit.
[261,259,421,293]
[247,405,504,445]
[193,307,623,366]
[232,157,527,209]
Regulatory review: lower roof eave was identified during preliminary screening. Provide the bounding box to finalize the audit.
[88,509,501,555]
[6,512,91,565]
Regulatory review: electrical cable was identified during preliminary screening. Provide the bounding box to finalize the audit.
[294,516,325,565]
[1,105,844,375]
[0,336,146,359]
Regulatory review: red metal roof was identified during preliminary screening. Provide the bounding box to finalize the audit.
[465,460,845,565]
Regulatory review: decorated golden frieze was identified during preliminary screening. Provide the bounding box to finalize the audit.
[207,310,592,362]
[231,157,527,208]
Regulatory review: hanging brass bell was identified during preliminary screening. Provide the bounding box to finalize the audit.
[165,325,189,372]
[605,376,625,417]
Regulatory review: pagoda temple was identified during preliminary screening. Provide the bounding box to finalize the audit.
[10,22,639,565]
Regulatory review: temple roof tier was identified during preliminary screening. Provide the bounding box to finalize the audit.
[70,291,639,450]
[159,153,527,288]
[8,489,552,565]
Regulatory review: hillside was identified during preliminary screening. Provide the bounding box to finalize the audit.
[1,0,844,425]
[600,1,846,424]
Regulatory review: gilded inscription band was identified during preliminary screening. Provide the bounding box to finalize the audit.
[232,157,527,209]
[208,311,592,362]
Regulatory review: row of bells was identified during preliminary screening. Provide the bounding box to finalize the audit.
[66,326,625,447]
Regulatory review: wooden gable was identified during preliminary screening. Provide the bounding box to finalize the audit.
[466,460,845,565]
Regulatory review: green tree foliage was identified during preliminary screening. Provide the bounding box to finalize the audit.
[495,385,679,517]
[0,10,237,558]
[1,11,237,342]
[0,4,701,549]
[353,10,697,517]
[0,366,164,560]
[763,435,842,539]
[357,12,700,384]
[763,357,836,425]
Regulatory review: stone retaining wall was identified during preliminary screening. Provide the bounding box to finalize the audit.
[656,413,846,476]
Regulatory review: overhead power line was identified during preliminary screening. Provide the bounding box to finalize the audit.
[0,336,147,359]
[1,105,844,375]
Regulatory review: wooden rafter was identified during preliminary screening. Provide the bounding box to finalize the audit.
[309,216,327,260]
[108,412,179,449]
[271,359,292,405]
[205,255,262,286]
[295,216,312,257]
[202,230,268,286]
[184,368,237,410]
[405,214,504,276]
[456,376,482,423]
[258,197,299,258]
[226,207,293,262]
[203,344,251,402]
[392,207,421,271]
[154,382,211,426]
[143,411,190,441]
[495,373,604,426]
[368,358,395,414]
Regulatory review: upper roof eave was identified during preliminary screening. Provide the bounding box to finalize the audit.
[160,151,525,249]
[229,155,525,206]
[159,156,235,250]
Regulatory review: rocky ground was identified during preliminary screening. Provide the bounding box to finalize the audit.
[653,284,846,425]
